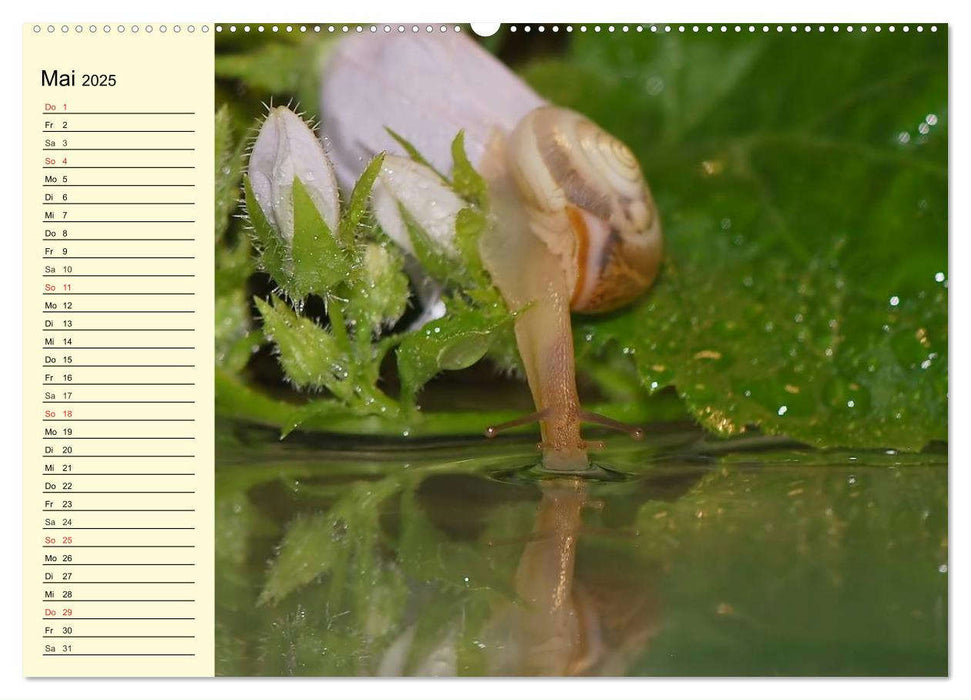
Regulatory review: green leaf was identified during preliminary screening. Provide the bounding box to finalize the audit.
[290,178,349,298]
[339,153,385,245]
[255,296,352,401]
[453,207,493,290]
[526,30,947,450]
[450,131,488,207]
[243,175,289,284]
[397,302,515,403]
[214,104,245,240]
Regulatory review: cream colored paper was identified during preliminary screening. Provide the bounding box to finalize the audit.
[22,24,214,677]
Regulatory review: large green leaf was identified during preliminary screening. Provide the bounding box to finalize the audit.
[523,30,947,449]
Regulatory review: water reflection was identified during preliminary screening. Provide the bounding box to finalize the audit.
[481,479,658,675]
[215,424,948,677]
[377,478,660,676]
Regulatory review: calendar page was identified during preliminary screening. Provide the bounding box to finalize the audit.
[21,21,949,682]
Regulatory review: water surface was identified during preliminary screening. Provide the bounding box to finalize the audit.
[215,420,947,676]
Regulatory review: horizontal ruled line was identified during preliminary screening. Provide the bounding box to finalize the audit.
[43,654,196,657]
[43,184,195,187]
[43,400,195,404]
[44,274,195,277]
[42,437,195,440]
[41,202,195,205]
[42,456,194,459]
[43,111,195,114]
[42,374,195,380]
[40,473,196,476]
[42,312,195,315]
[43,509,195,512]
[44,383,194,386]
[44,581,195,588]
[43,148,195,152]
[43,129,196,133]
[43,256,195,259]
[44,563,194,567]
[43,166,195,169]
[42,364,194,368]
[43,527,195,530]
[44,635,196,639]
[42,545,194,549]
[50,599,196,603]
[43,292,195,295]
[43,238,197,241]
[43,220,196,223]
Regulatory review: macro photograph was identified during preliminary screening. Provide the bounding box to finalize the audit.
[212,23,947,676]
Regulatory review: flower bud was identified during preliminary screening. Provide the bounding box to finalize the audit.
[248,106,340,240]
[372,154,464,258]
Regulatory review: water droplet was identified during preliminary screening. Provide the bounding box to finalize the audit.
[889,295,900,307]
[777,405,788,416]
[939,564,948,573]
[897,131,911,144]
[935,272,945,283]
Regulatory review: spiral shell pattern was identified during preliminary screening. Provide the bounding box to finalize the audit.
[507,106,662,313]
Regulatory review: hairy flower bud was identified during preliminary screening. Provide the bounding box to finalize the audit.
[248,106,340,240]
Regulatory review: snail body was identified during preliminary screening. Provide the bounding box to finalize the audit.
[321,34,662,470]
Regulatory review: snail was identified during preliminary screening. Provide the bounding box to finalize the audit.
[320,32,662,471]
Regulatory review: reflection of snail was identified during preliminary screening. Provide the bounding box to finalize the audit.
[321,33,662,470]
[376,479,660,676]
[481,480,661,676]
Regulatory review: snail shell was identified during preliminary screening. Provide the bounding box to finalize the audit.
[507,106,662,314]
